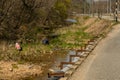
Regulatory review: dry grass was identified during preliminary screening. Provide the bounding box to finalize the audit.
[0,61,42,80]
[0,16,114,79]
[85,19,112,36]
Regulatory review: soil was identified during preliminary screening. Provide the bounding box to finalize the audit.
[85,20,111,36]
[0,61,42,80]
[84,18,97,27]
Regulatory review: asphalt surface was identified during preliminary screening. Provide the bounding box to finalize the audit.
[69,24,120,80]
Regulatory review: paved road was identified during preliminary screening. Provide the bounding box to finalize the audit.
[69,24,120,80]
[77,14,120,21]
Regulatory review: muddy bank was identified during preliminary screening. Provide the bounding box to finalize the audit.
[0,49,68,80]
[0,61,42,80]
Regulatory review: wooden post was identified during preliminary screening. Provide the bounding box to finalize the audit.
[48,72,64,78]
[87,39,95,45]
[69,55,81,62]
[59,62,74,69]
[76,49,86,55]
[84,44,87,50]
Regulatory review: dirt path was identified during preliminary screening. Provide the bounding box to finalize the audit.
[69,24,120,80]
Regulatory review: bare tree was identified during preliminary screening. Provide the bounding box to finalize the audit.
[0,0,57,40]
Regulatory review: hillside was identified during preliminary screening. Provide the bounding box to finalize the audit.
[0,16,115,79]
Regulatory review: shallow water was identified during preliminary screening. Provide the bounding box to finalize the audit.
[33,50,77,80]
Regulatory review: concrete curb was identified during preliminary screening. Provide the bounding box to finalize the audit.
[60,37,102,80]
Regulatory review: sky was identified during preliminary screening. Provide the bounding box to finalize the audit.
[87,0,107,2]
[94,0,107,1]
[86,0,107,3]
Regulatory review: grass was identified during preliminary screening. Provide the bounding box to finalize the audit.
[50,25,93,49]
[12,64,18,69]
[0,16,115,80]
[0,16,94,64]
[83,16,90,20]
[0,16,114,66]
[0,23,93,64]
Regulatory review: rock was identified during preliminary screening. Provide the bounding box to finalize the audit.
[49,69,55,73]
[28,65,34,69]
[41,63,46,67]
[9,68,13,72]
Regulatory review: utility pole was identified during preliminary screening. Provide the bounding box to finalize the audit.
[91,0,94,17]
[118,0,120,11]
[115,0,118,22]
[110,0,112,15]
[84,0,86,14]
[107,0,109,14]
[98,0,101,19]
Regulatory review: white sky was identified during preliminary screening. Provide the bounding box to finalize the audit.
[94,0,107,1]
[87,0,107,3]
[86,0,108,4]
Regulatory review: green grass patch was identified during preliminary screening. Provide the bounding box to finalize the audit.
[83,16,90,20]
[12,64,18,69]
[50,27,93,49]
[17,60,25,64]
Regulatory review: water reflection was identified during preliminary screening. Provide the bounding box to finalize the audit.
[32,50,77,80]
